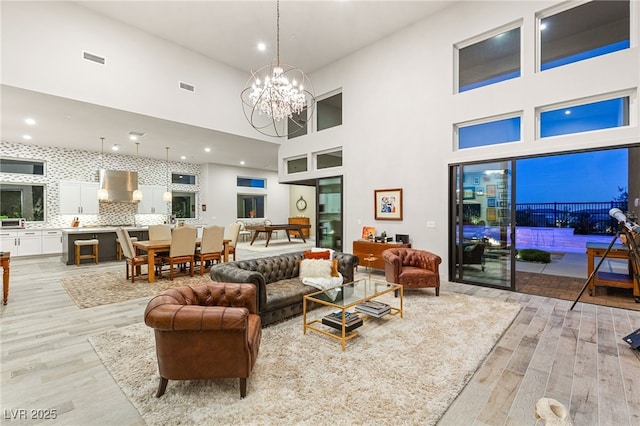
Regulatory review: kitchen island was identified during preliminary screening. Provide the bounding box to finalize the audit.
[61,227,149,265]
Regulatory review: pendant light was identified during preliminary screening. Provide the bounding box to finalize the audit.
[97,137,109,201]
[162,146,172,202]
[132,142,143,201]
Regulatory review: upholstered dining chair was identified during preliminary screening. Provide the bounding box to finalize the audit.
[382,247,442,296]
[162,225,197,280]
[226,222,241,261]
[197,225,225,275]
[116,227,161,283]
[144,283,262,398]
[148,224,172,240]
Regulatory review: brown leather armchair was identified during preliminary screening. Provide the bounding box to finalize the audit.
[382,248,442,296]
[144,283,262,398]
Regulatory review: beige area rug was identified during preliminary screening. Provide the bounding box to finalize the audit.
[89,292,521,425]
[59,272,212,309]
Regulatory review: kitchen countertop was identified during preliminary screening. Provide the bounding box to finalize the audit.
[61,226,149,234]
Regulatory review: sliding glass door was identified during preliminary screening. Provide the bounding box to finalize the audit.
[450,160,515,289]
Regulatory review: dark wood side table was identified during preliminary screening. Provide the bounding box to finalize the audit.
[1,252,10,305]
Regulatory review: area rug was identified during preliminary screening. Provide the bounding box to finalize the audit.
[89,292,521,425]
[59,272,212,309]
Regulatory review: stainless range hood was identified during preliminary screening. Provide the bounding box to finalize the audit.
[98,169,139,203]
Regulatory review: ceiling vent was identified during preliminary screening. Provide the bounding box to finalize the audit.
[179,81,195,92]
[83,51,106,65]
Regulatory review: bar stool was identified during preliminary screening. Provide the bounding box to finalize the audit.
[116,236,137,261]
[74,239,99,266]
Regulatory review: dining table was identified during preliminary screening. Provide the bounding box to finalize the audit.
[133,238,230,283]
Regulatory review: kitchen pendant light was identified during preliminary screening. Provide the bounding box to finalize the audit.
[162,146,172,202]
[97,137,109,201]
[132,142,143,202]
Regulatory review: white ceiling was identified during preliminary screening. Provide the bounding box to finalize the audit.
[1,1,454,168]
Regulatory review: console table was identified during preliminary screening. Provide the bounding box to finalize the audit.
[353,240,411,270]
[586,241,639,302]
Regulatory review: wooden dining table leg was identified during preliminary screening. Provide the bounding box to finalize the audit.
[147,248,156,283]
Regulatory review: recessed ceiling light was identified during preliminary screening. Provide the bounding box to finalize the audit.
[24,118,36,125]
[180,155,186,160]
[257,42,266,52]
[204,147,211,153]
[240,161,245,165]
[112,144,120,151]
[129,135,138,141]
[23,134,32,140]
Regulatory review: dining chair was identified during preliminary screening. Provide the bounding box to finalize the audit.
[148,224,172,257]
[196,225,225,275]
[148,224,172,240]
[117,227,161,283]
[225,222,241,261]
[162,225,197,280]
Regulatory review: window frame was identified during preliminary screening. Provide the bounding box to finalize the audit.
[535,0,631,72]
[454,20,523,93]
[455,112,523,150]
[316,90,343,132]
[536,90,635,139]
[285,155,309,174]
[315,148,343,170]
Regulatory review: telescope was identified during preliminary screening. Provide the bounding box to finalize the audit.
[609,208,640,233]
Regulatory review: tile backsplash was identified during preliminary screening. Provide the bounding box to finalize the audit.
[1,141,201,229]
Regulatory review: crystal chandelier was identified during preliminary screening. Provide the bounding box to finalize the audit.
[241,0,315,138]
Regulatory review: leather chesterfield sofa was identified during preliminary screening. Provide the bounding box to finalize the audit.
[144,283,262,398]
[209,251,359,326]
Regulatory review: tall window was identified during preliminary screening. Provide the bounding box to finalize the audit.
[539,96,630,138]
[317,93,342,131]
[539,0,629,71]
[457,26,521,92]
[457,115,521,149]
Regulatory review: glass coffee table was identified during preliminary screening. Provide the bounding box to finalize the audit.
[303,278,403,351]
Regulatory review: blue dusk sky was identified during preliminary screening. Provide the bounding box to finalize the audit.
[516,149,628,203]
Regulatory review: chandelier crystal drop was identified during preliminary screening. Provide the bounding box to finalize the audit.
[241,0,315,138]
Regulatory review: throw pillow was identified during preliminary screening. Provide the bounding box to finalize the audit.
[299,259,333,279]
[311,247,335,259]
[304,250,330,260]
[331,259,339,277]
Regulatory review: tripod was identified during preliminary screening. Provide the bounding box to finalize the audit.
[571,224,640,310]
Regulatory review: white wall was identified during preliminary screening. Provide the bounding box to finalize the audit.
[199,164,288,227]
[279,0,640,260]
[0,1,269,142]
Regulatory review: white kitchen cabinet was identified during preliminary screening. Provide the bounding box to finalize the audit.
[42,230,63,254]
[59,181,99,215]
[138,185,168,214]
[0,230,42,256]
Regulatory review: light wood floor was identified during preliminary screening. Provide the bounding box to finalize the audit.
[1,256,639,425]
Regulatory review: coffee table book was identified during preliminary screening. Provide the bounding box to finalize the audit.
[355,300,391,318]
[322,312,363,332]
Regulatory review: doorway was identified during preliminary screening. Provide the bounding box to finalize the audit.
[450,160,515,290]
[449,145,639,310]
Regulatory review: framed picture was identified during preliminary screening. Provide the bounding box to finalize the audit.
[486,184,497,197]
[361,226,376,239]
[374,188,403,220]
[487,198,496,207]
[473,177,480,185]
[486,207,497,221]
[475,187,484,196]
[463,187,475,200]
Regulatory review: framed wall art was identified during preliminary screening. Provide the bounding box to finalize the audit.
[486,184,497,197]
[463,187,475,200]
[374,188,403,220]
